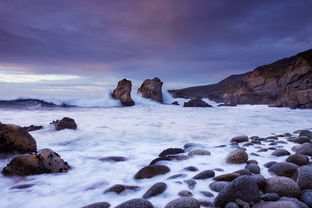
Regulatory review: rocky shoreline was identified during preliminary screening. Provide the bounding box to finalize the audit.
[1,117,312,208]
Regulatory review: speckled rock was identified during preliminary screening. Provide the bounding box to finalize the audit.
[214,173,240,181]
[2,148,69,176]
[261,193,280,201]
[286,154,309,166]
[209,181,230,192]
[299,189,312,207]
[114,198,154,208]
[142,182,167,199]
[164,197,200,208]
[214,175,260,207]
[271,149,291,157]
[264,176,301,198]
[279,197,309,208]
[268,162,299,177]
[245,163,260,174]
[82,202,110,208]
[226,148,248,164]
[253,201,299,208]
[295,143,312,156]
[295,165,312,189]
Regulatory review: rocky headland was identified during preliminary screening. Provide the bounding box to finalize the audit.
[169,49,312,109]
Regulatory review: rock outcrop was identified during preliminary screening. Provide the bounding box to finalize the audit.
[138,77,163,103]
[2,148,70,176]
[0,123,37,153]
[112,79,135,106]
[51,117,77,131]
[169,49,312,109]
[183,98,212,107]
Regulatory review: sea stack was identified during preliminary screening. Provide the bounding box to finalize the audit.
[138,77,163,103]
[112,79,135,106]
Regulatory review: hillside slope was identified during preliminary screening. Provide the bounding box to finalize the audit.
[169,49,312,109]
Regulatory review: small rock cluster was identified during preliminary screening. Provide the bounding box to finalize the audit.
[0,118,74,176]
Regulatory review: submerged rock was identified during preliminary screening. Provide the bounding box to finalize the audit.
[99,156,127,162]
[134,165,170,179]
[23,125,43,132]
[159,148,184,157]
[183,98,212,107]
[0,123,37,153]
[114,198,154,208]
[142,182,167,199]
[138,77,163,103]
[51,117,77,131]
[112,79,135,106]
[103,184,139,194]
[2,148,70,176]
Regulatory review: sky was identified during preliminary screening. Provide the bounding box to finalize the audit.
[0,0,312,98]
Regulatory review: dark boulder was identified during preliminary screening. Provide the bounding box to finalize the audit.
[138,77,163,103]
[134,165,170,179]
[279,197,309,208]
[245,163,260,174]
[103,184,139,194]
[225,202,239,208]
[295,143,312,156]
[2,148,70,176]
[112,79,135,106]
[300,189,312,207]
[184,166,199,172]
[192,170,215,180]
[264,161,277,168]
[184,179,197,190]
[142,182,167,199]
[286,154,309,166]
[214,173,240,182]
[178,190,193,197]
[0,123,37,153]
[295,165,312,190]
[82,202,110,208]
[114,198,154,208]
[51,117,77,130]
[209,181,229,192]
[183,98,212,107]
[264,176,301,198]
[149,155,188,165]
[225,148,248,164]
[164,197,200,208]
[268,162,299,177]
[214,175,260,207]
[289,136,311,144]
[299,130,312,138]
[171,101,179,105]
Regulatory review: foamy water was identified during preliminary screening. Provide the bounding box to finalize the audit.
[0,103,311,208]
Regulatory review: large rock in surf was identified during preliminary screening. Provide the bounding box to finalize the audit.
[2,148,70,176]
[138,77,163,103]
[164,197,200,208]
[225,148,248,164]
[112,79,135,106]
[264,176,301,198]
[286,154,309,166]
[0,123,37,153]
[134,165,170,179]
[268,162,299,177]
[214,175,261,207]
[51,117,77,131]
[183,98,212,107]
[115,198,154,208]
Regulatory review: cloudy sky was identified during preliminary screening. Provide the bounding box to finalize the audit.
[0,0,312,98]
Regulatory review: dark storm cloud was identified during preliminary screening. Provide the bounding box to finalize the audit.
[0,0,311,84]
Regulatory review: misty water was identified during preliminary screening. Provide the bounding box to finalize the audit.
[0,97,312,208]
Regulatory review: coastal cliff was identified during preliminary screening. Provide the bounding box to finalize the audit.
[169,49,312,109]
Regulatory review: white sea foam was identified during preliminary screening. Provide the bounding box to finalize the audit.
[0,104,311,208]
